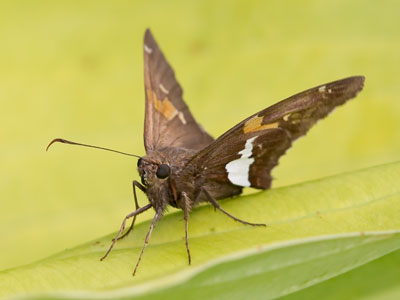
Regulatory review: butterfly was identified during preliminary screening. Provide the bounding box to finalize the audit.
[47,29,365,276]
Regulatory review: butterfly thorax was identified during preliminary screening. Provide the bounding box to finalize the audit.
[138,147,198,211]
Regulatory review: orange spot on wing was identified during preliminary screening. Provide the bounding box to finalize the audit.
[243,116,279,133]
[147,89,178,121]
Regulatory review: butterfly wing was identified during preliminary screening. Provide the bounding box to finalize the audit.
[187,76,365,198]
[143,29,214,152]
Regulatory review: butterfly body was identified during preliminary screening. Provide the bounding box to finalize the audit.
[139,143,244,213]
[138,147,196,210]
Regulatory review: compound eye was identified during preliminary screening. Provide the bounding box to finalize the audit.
[137,158,142,167]
[156,164,170,179]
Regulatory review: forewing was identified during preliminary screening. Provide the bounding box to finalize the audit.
[143,29,214,152]
[188,76,365,192]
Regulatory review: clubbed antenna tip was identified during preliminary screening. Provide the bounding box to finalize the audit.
[45,138,142,159]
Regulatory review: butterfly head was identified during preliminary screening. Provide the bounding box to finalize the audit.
[136,150,177,211]
[136,148,196,210]
[137,157,171,187]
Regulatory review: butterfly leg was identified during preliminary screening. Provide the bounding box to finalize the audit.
[100,203,153,261]
[133,212,162,276]
[117,180,146,241]
[181,192,192,265]
[202,188,266,227]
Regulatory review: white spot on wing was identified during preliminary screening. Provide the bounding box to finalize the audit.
[318,85,326,93]
[178,112,187,124]
[159,83,169,94]
[144,44,153,54]
[225,136,257,187]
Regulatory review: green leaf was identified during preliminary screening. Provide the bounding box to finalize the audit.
[278,247,400,300]
[1,161,400,299]
[130,232,400,300]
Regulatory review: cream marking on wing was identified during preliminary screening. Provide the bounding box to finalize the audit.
[178,112,187,124]
[283,113,291,121]
[144,45,153,54]
[243,116,279,133]
[328,88,332,94]
[225,136,257,187]
[159,83,169,94]
[318,85,326,93]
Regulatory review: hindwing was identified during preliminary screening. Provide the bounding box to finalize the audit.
[186,76,365,192]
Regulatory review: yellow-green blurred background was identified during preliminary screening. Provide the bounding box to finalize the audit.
[1,0,399,271]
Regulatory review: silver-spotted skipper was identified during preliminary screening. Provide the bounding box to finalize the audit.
[47,29,365,275]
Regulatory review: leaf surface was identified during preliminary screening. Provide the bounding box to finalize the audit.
[1,162,400,299]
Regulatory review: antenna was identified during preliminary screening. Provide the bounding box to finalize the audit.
[46,138,142,159]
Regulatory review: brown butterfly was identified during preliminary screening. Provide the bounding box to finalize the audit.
[47,29,365,276]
